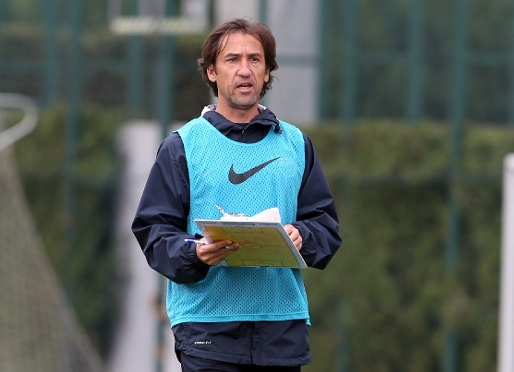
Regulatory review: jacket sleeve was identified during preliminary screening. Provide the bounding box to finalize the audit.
[131,133,211,284]
[292,134,342,269]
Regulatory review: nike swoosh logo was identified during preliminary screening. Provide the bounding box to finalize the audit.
[228,157,281,184]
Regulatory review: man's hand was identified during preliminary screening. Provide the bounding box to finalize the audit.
[284,224,302,251]
[196,239,241,266]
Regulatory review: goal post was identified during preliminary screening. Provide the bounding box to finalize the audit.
[498,153,514,372]
[0,93,38,151]
[107,0,209,36]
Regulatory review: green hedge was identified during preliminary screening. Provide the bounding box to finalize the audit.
[303,121,513,372]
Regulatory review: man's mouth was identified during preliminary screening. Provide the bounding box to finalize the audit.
[237,83,253,90]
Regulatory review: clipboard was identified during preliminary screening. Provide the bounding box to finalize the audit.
[194,219,308,269]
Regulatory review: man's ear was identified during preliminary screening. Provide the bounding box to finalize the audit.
[207,65,216,83]
[264,68,270,83]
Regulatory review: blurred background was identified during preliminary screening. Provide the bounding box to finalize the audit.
[1,0,514,371]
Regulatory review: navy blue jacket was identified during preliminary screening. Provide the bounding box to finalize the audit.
[132,107,341,366]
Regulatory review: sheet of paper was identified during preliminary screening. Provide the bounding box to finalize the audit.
[219,207,281,222]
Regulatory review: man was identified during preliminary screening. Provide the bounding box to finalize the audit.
[132,18,341,372]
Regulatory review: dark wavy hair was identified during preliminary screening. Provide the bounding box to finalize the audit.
[198,18,278,99]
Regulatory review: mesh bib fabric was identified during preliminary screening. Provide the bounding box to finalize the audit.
[167,117,309,326]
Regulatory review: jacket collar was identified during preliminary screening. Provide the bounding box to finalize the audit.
[201,105,282,134]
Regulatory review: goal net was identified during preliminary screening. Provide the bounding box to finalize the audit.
[0,128,104,371]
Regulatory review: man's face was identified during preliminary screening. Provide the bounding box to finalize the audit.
[207,32,270,113]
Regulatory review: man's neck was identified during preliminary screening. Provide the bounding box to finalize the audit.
[214,103,260,124]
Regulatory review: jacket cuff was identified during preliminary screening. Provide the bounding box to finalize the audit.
[186,241,211,269]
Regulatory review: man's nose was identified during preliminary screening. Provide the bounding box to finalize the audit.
[238,60,251,76]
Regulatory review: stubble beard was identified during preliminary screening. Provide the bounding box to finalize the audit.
[228,94,260,110]
[225,84,263,111]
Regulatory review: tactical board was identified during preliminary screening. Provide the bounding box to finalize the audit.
[194,220,307,268]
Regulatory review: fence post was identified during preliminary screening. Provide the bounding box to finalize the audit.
[128,0,143,114]
[406,0,425,123]
[342,0,358,125]
[43,0,59,106]
[444,0,468,371]
[63,0,83,305]
[509,6,514,126]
